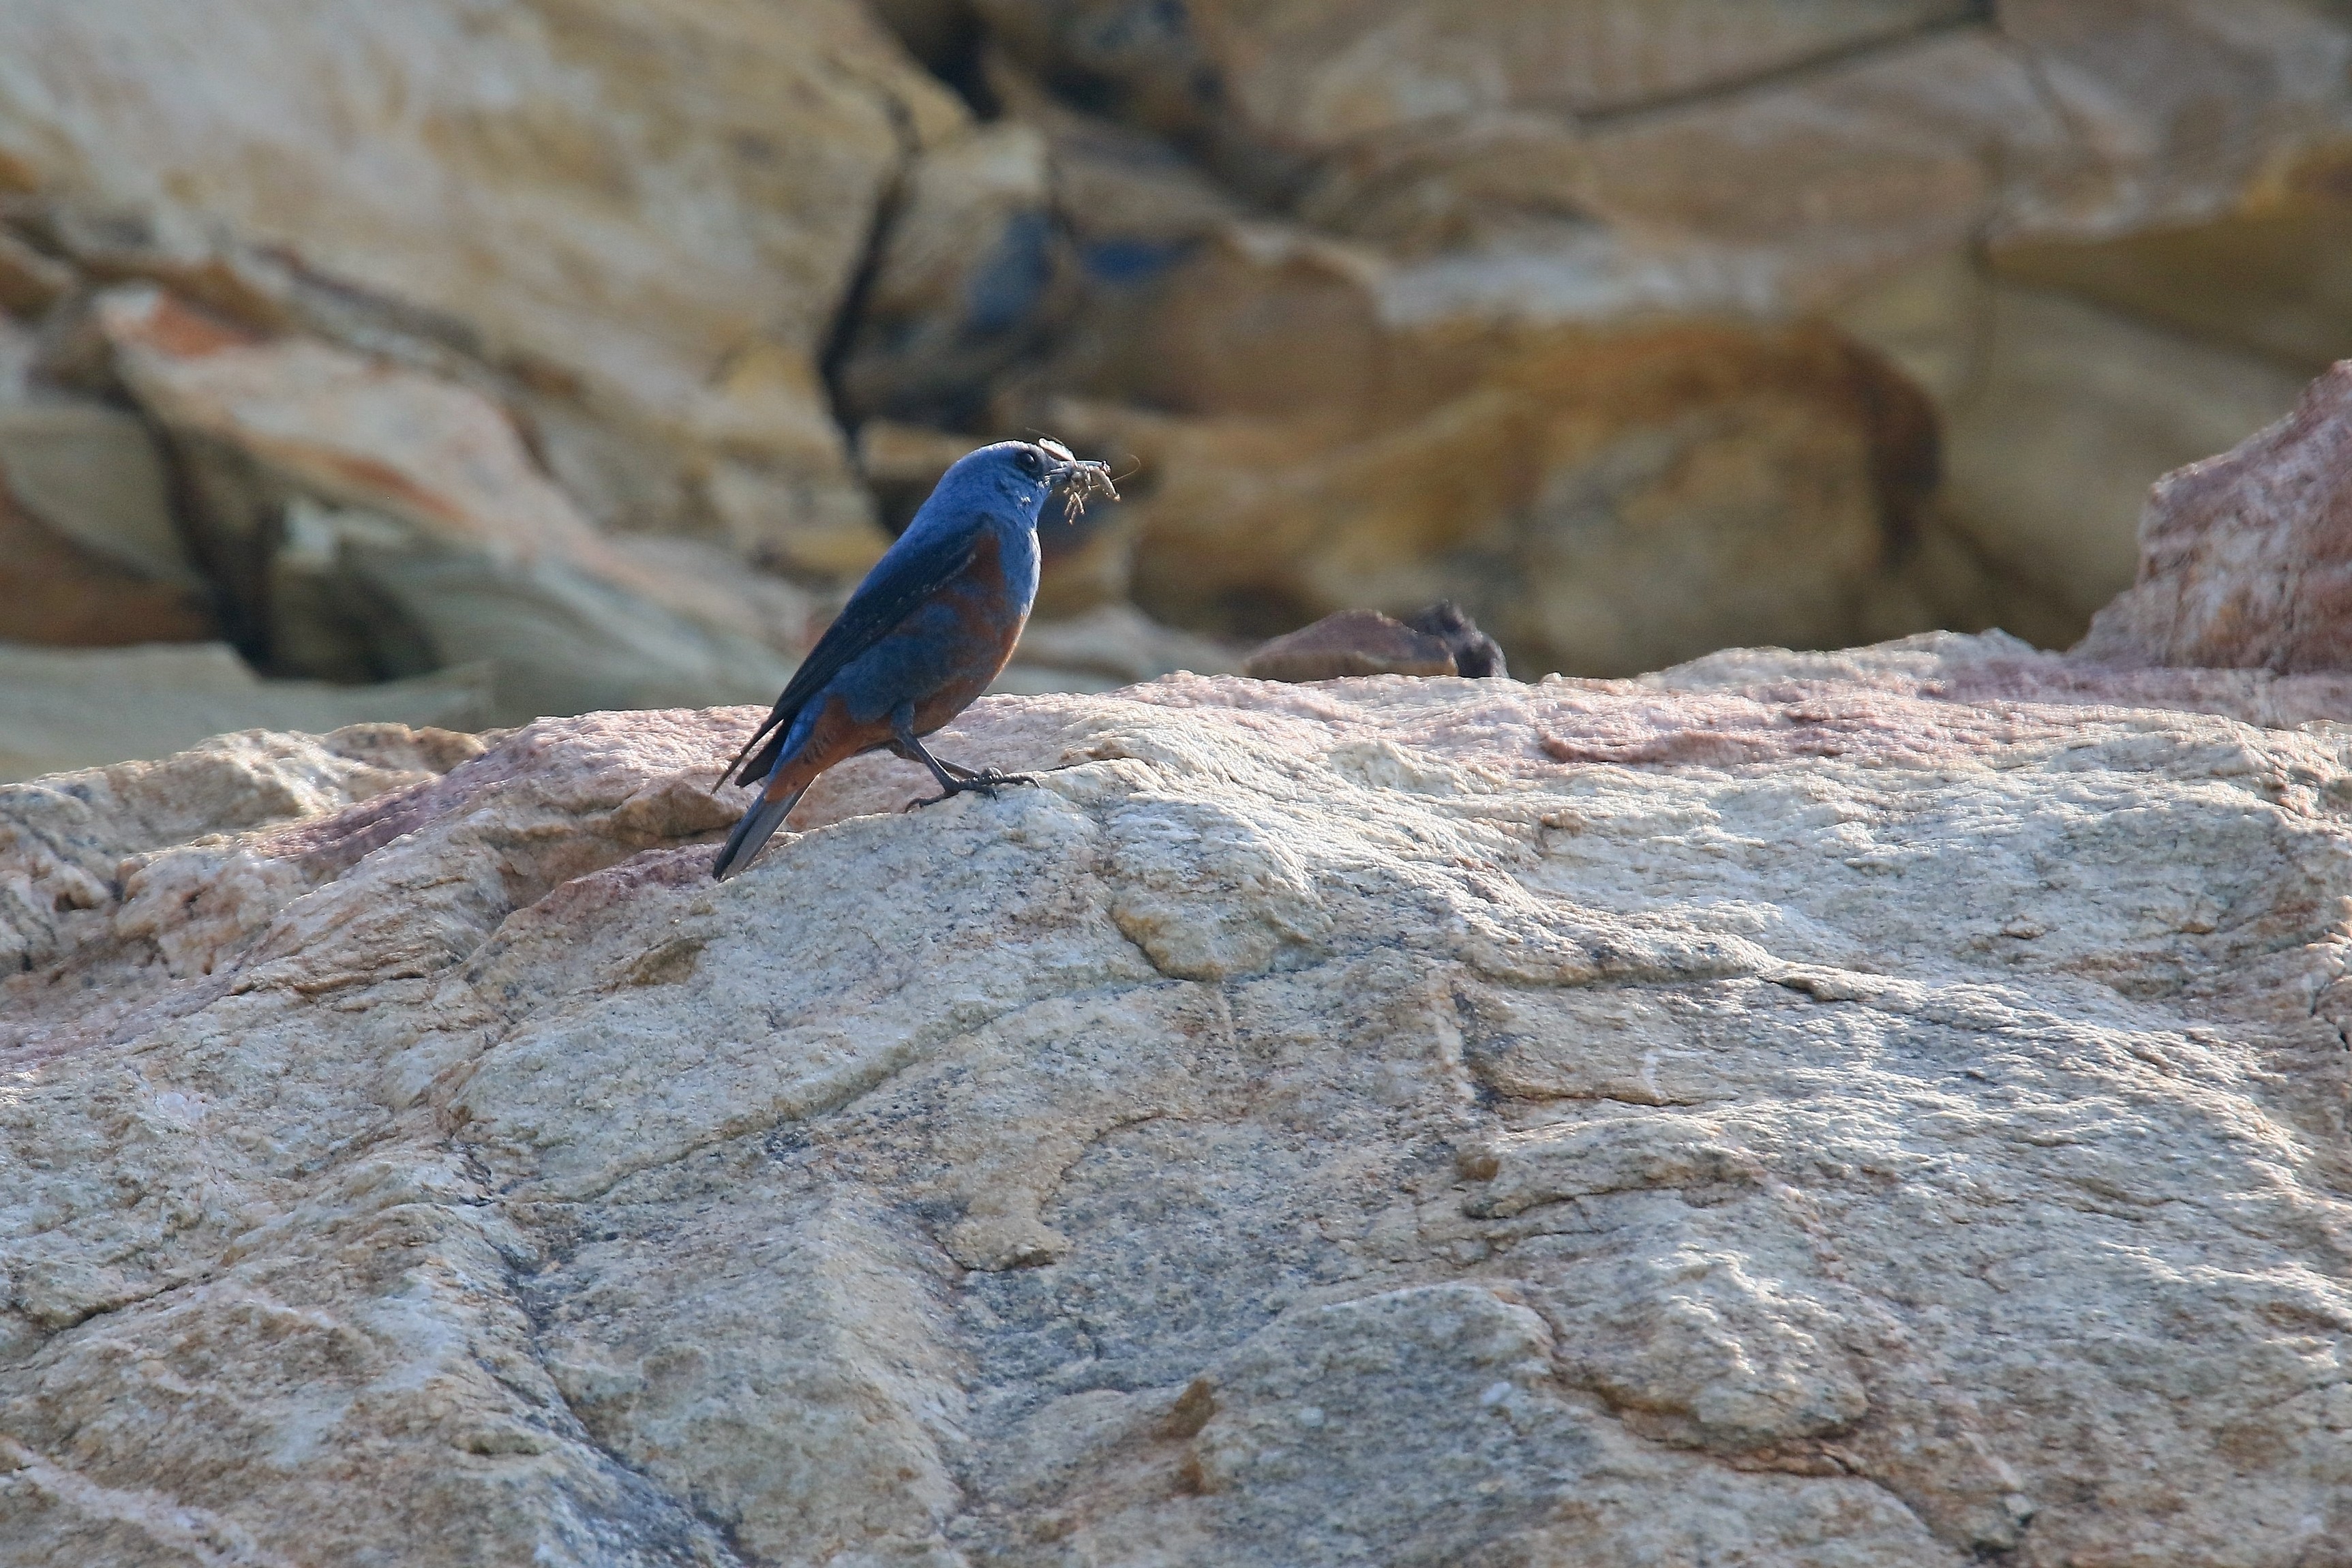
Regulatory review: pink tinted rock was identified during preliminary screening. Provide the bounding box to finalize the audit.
[7,633,2352,1565]
[2077,360,2352,672]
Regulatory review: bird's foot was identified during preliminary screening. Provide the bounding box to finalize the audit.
[904,770,1038,811]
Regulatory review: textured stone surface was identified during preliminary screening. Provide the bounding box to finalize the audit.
[2079,360,2352,674]
[5,633,2351,1564]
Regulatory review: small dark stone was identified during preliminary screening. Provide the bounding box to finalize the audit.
[1242,609,1458,682]
[1404,601,1507,679]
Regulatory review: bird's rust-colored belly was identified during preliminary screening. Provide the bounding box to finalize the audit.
[911,529,1027,733]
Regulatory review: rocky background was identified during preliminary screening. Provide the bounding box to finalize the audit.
[3,0,2351,776]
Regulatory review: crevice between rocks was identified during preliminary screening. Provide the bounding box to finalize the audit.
[817,84,926,449]
[1575,5,2002,132]
[496,1237,755,1568]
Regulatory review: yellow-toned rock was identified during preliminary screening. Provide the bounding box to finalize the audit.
[1036,226,1938,675]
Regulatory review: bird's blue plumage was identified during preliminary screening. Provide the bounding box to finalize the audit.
[712,440,1110,879]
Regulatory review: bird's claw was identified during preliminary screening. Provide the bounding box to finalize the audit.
[905,770,1038,811]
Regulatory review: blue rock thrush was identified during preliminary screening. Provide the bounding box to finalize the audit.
[710,438,1116,880]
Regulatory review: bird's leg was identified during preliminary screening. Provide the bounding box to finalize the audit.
[888,742,980,781]
[892,710,1034,809]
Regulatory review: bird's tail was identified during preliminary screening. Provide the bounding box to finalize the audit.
[711,784,806,881]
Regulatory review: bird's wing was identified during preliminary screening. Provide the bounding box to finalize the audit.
[720,524,981,788]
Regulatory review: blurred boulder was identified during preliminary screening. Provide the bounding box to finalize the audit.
[1292,112,1594,256]
[0,227,72,318]
[858,419,986,532]
[1565,32,2034,308]
[0,313,34,399]
[0,642,487,783]
[1243,609,1462,682]
[984,53,1244,381]
[1991,139,2352,372]
[0,0,966,545]
[866,0,984,75]
[1935,283,2308,636]
[95,286,800,724]
[0,477,212,648]
[0,399,198,586]
[977,0,1974,200]
[2077,360,2352,673]
[1031,226,1940,677]
[0,378,215,648]
[961,0,2352,672]
[1994,0,2352,239]
[978,2,2351,271]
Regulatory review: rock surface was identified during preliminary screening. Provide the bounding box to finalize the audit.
[0,0,966,537]
[5,633,2351,1565]
[2079,359,2352,674]
[0,479,212,650]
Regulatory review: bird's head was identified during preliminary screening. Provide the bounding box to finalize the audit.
[949,438,1120,526]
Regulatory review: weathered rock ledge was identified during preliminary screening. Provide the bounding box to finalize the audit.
[4,633,2352,1566]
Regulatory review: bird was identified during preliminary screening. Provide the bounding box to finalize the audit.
[710,438,1117,881]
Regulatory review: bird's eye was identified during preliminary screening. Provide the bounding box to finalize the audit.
[1022,451,1044,476]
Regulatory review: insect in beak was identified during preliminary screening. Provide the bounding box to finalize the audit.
[1037,437,1121,524]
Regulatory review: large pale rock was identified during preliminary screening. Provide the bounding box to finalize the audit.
[1192,0,1975,145]
[1565,31,2049,307]
[979,0,1972,188]
[0,391,214,649]
[0,0,968,537]
[1995,0,2352,239]
[5,633,2352,1563]
[2079,359,2352,672]
[1568,1,2352,299]
[983,1,2352,289]
[0,228,71,318]
[96,287,800,723]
